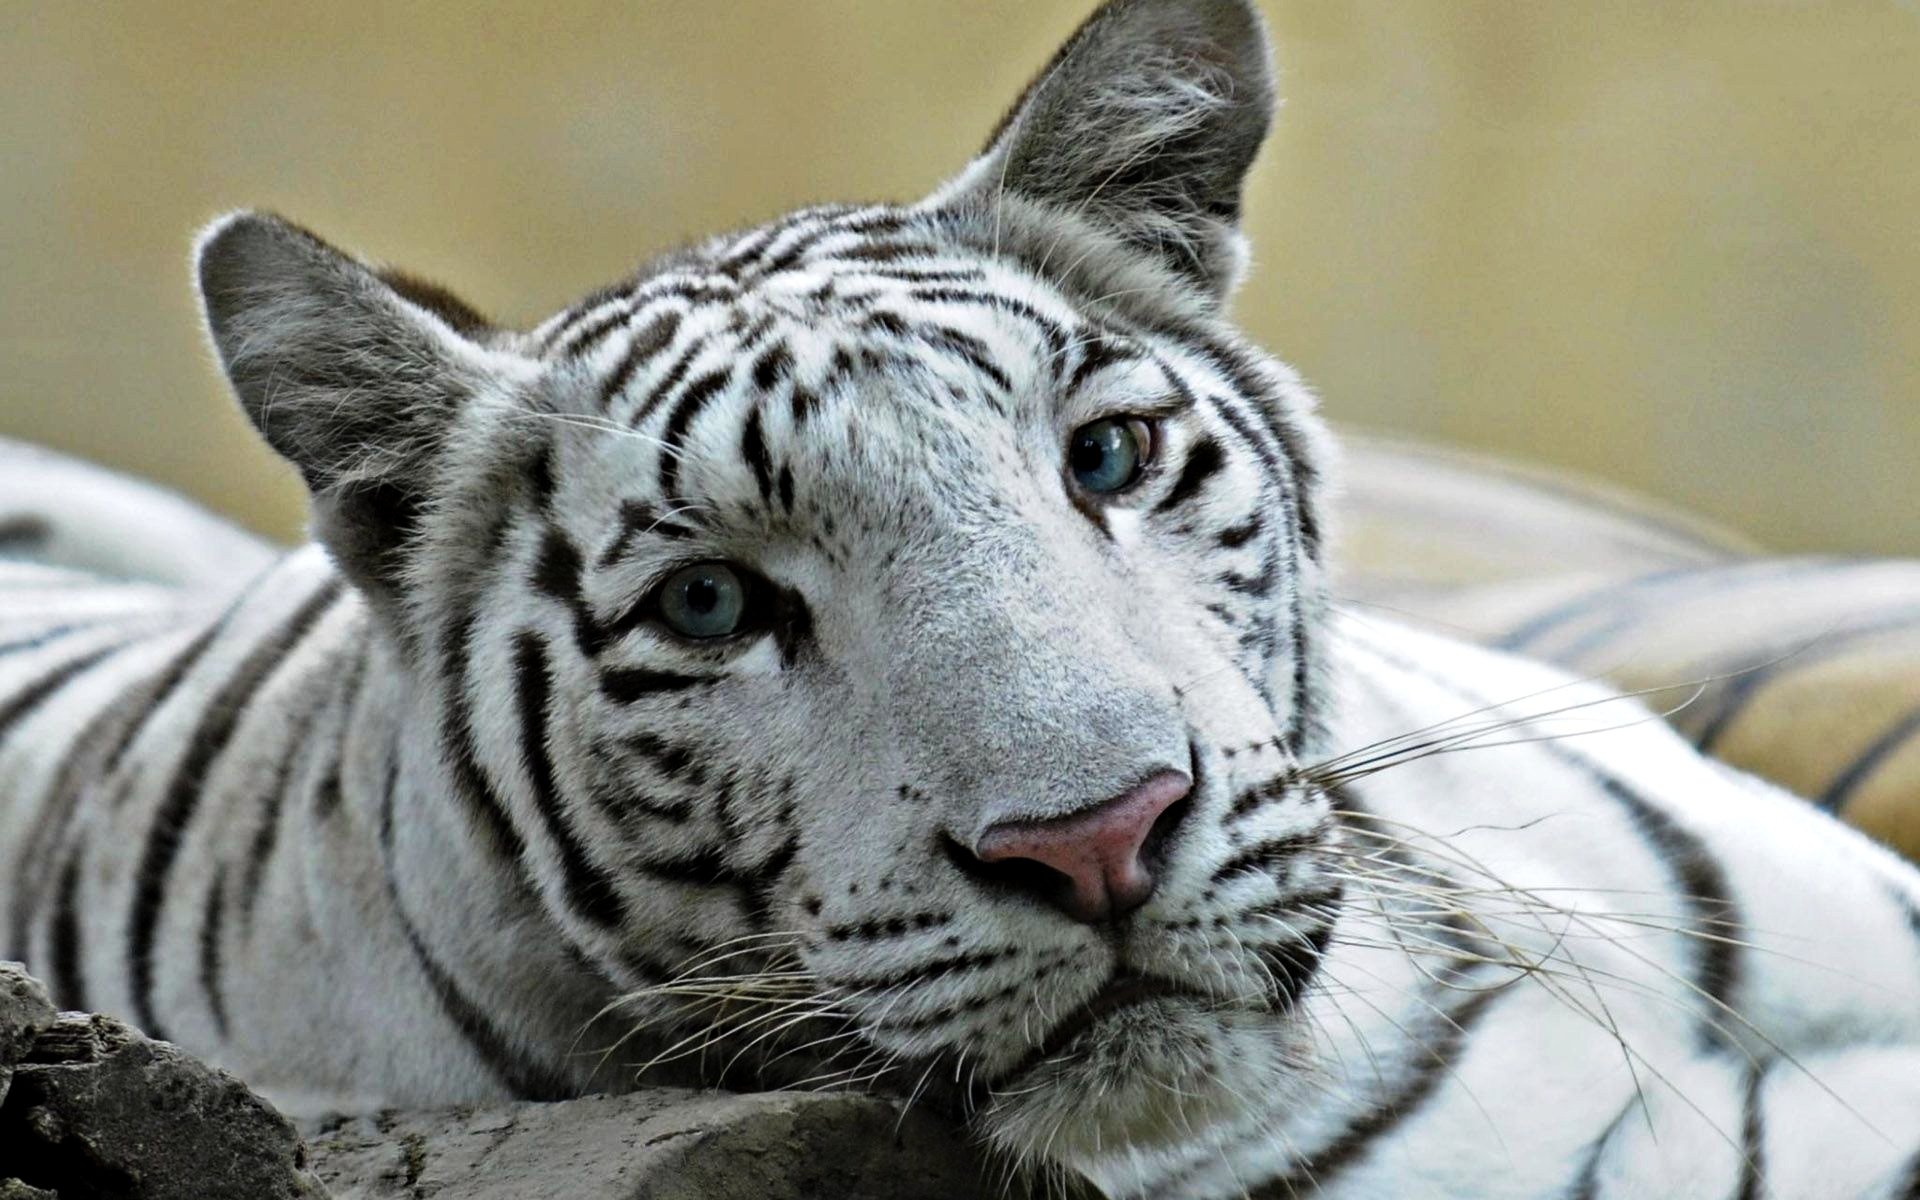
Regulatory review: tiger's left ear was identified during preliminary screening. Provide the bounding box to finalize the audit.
[195,211,522,600]
[943,0,1275,302]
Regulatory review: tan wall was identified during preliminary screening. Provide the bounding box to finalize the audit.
[3,2,1916,553]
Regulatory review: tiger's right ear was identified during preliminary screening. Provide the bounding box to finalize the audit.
[195,211,522,596]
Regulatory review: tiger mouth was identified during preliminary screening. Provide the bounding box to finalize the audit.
[1022,972,1206,1067]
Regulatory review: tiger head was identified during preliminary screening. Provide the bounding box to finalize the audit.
[194,0,1339,1179]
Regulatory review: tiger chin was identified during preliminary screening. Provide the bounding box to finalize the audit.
[5,1,1920,1198]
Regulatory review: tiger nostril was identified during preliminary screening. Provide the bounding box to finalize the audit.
[961,769,1193,924]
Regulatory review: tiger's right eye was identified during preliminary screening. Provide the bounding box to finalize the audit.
[656,562,748,639]
[1069,416,1155,495]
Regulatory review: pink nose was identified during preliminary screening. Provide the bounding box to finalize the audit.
[975,770,1191,923]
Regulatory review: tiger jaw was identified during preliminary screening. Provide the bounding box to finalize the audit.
[974,995,1311,1166]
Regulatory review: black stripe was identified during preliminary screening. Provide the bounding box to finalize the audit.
[1253,983,1505,1196]
[0,621,111,658]
[554,305,632,359]
[598,498,697,570]
[512,631,626,930]
[102,615,231,777]
[923,325,1012,393]
[1186,371,1310,736]
[656,367,734,497]
[530,526,606,657]
[598,666,715,704]
[442,604,532,865]
[380,841,573,1102]
[1347,632,1746,1052]
[1217,515,1261,548]
[1564,1095,1636,1200]
[0,513,52,550]
[741,405,776,505]
[239,651,360,927]
[1817,699,1920,812]
[1687,603,1920,753]
[1154,438,1224,514]
[620,336,701,424]
[1592,768,1742,1050]
[1885,1146,1920,1200]
[903,288,1069,367]
[621,731,702,783]
[1735,1063,1767,1200]
[1494,559,1842,658]
[1256,916,1334,1011]
[8,672,143,957]
[198,864,231,1039]
[751,343,792,392]
[0,639,124,745]
[126,579,341,1038]
[1187,333,1322,557]
[48,852,88,1011]
[1067,333,1140,394]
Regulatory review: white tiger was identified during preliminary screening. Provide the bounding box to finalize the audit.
[3,1,1918,1195]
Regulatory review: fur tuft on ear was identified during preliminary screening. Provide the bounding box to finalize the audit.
[195,210,509,596]
[945,0,1274,301]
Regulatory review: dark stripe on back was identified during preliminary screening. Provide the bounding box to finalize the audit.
[1885,1146,1920,1200]
[1587,765,1742,1050]
[379,840,573,1102]
[0,514,51,550]
[1735,1063,1768,1200]
[103,614,232,777]
[198,864,232,1039]
[0,639,125,746]
[238,649,361,928]
[1564,1095,1636,1200]
[126,579,341,1038]
[1346,632,1746,1052]
[1252,983,1504,1197]
[48,853,88,1011]
[1817,700,1920,812]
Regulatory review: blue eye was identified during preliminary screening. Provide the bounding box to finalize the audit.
[1069,417,1154,495]
[657,562,748,639]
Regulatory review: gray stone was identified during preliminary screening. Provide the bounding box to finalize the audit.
[0,961,1083,1199]
[0,1009,327,1200]
[305,1089,1058,1200]
[0,961,57,1107]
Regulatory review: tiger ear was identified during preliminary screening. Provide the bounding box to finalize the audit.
[946,0,1274,301]
[195,210,515,597]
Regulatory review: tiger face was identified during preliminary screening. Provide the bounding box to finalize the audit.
[195,0,1335,1172]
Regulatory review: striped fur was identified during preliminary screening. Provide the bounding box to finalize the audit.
[3,1,1919,1195]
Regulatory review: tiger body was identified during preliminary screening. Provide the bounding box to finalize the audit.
[4,1,1920,1195]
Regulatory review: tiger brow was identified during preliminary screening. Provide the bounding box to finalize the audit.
[597,498,709,569]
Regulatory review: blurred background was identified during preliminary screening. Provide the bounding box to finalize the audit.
[1,2,1915,552]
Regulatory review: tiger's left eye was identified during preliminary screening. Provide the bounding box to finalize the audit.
[657,562,749,639]
[1068,416,1155,495]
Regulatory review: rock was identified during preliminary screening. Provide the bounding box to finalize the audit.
[0,1008,327,1199]
[0,961,57,1107]
[0,961,1083,1199]
[304,1088,1057,1200]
